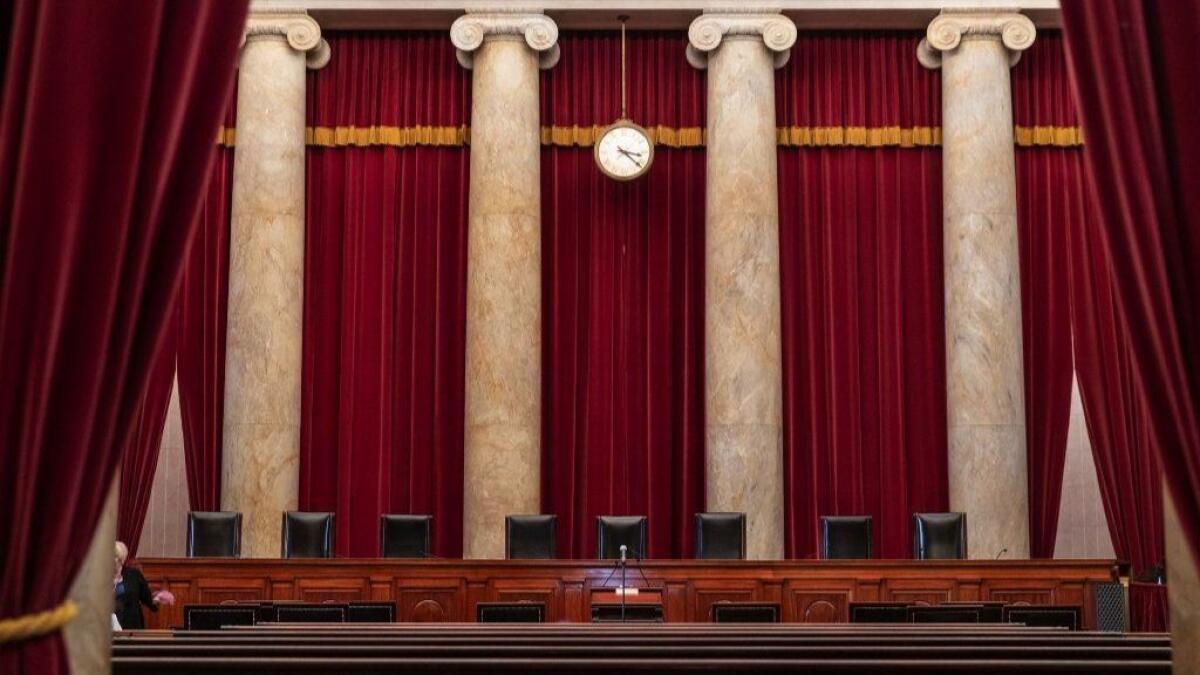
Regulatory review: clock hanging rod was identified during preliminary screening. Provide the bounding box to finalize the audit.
[620,14,628,119]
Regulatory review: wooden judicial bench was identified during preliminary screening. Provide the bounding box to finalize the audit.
[136,558,1118,630]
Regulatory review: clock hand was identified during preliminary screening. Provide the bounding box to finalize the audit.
[617,145,646,158]
[617,148,644,168]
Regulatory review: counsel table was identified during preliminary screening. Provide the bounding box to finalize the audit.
[137,558,1118,629]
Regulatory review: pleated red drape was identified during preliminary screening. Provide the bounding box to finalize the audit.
[117,329,178,557]
[177,104,235,512]
[776,34,949,559]
[301,33,470,558]
[540,33,706,558]
[1067,170,1167,629]
[1061,0,1200,572]
[1013,33,1167,627]
[0,0,245,671]
[1012,36,1078,559]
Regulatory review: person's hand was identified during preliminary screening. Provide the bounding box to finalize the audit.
[152,590,176,606]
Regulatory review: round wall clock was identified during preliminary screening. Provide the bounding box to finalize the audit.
[594,17,654,181]
[594,120,654,181]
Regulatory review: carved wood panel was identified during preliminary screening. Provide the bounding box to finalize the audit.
[136,558,1117,630]
[487,578,564,622]
[783,586,851,623]
[295,576,370,603]
[688,580,759,622]
[395,578,465,622]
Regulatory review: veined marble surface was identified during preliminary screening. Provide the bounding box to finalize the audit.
[222,35,308,558]
[928,13,1032,559]
[462,36,545,559]
[700,28,787,560]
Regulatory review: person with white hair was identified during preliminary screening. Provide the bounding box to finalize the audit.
[113,541,174,630]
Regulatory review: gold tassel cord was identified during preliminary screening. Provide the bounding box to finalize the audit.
[0,601,78,645]
[217,124,1081,149]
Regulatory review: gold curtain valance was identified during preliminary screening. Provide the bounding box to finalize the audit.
[217,124,1082,149]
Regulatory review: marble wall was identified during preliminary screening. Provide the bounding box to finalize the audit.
[1053,375,1116,559]
[64,477,116,675]
[137,377,189,558]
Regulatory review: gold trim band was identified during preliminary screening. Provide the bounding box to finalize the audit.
[217,125,1080,148]
[0,601,78,645]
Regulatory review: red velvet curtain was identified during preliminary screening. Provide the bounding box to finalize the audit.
[1067,170,1167,629]
[301,33,470,558]
[776,34,949,559]
[0,0,245,670]
[540,33,706,558]
[1012,36,1078,559]
[177,103,235,512]
[1061,0,1200,572]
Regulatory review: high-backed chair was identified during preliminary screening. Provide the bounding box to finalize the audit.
[379,514,432,558]
[505,514,557,559]
[596,516,647,560]
[911,512,967,560]
[820,515,872,559]
[694,512,746,559]
[186,511,242,558]
[281,511,334,559]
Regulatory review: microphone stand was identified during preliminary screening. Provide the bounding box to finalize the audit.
[620,552,627,623]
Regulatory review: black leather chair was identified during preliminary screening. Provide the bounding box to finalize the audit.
[281,511,334,559]
[820,515,872,559]
[505,514,557,559]
[912,512,967,559]
[596,516,647,560]
[379,514,432,558]
[184,605,256,630]
[694,512,745,560]
[186,511,242,558]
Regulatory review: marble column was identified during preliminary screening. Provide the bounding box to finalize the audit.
[1167,489,1200,673]
[222,11,329,558]
[64,475,116,675]
[918,10,1035,559]
[451,9,558,559]
[687,9,795,560]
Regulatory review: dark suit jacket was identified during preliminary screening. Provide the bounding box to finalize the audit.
[114,566,156,630]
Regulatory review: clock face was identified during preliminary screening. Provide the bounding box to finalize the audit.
[595,122,654,180]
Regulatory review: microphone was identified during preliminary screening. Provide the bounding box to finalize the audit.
[995,547,1009,560]
[619,544,628,563]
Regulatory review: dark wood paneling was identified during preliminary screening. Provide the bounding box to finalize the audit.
[137,558,1118,630]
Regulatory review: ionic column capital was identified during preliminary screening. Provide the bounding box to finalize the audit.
[243,10,330,70]
[917,9,1035,70]
[450,8,560,70]
[686,8,797,70]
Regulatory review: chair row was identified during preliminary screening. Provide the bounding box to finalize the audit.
[188,511,968,560]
